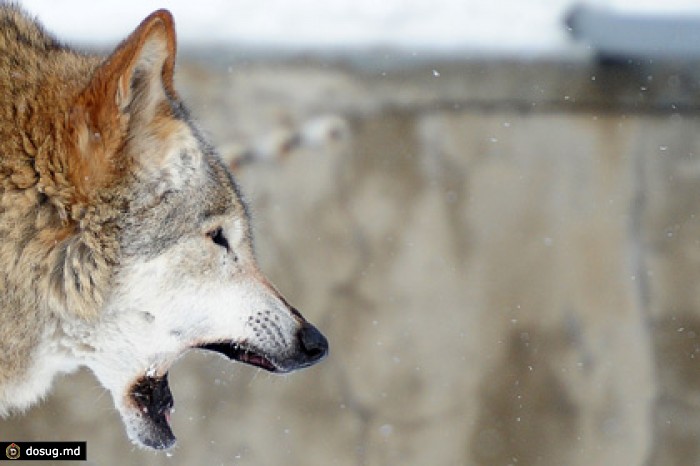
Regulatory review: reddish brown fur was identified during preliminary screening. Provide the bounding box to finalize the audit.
[68,10,177,203]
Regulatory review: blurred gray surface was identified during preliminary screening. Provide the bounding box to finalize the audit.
[566,5,700,60]
[3,55,700,465]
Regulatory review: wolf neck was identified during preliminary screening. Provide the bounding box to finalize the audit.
[0,126,108,413]
[0,8,109,410]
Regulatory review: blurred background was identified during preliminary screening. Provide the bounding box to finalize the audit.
[4,0,700,464]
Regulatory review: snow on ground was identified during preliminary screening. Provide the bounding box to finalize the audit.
[16,0,700,56]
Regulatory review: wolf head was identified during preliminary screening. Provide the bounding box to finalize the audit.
[38,11,327,449]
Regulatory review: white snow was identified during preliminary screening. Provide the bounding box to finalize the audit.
[15,0,700,55]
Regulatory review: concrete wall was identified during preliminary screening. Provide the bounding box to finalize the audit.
[3,55,700,465]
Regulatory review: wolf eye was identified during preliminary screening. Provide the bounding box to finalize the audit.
[207,227,229,251]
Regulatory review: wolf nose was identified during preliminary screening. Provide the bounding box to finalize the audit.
[297,323,329,363]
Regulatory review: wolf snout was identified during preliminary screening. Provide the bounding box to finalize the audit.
[296,322,329,366]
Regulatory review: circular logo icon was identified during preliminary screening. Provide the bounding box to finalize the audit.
[5,443,20,460]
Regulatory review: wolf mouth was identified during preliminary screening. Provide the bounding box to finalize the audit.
[196,341,279,372]
[127,340,279,449]
[127,331,326,449]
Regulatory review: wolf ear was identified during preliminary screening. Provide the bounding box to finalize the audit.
[83,9,176,114]
[109,9,177,112]
[69,10,177,198]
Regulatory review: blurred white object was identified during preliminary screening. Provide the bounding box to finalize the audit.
[18,0,577,55]
[18,0,700,57]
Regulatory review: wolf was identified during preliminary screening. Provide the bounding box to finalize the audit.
[0,5,328,450]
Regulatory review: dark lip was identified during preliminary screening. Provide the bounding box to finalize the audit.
[196,341,280,373]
